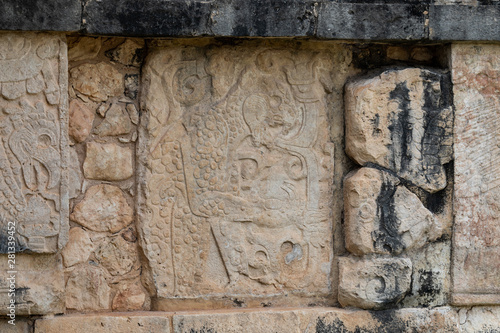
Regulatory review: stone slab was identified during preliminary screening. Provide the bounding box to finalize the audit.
[452,43,500,305]
[0,32,69,253]
[35,313,171,333]
[139,40,342,301]
[0,318,31,333]
[429,5,500,41]
[0,0,81,32]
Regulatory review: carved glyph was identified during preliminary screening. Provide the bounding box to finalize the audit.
[0,33,68,253]
[139,44,336,297]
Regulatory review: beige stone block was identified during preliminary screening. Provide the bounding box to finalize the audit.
[94,103,132,136]
[70,62,123,102]
[69,99,95,143]
[138,42,338,301]
[452,43,500,305]
[0,318,31,333]
[459,307,500,333]
[68,37,102,62]
[0,32,69,253]
[83,142,133,181]
[345,68,453,193]
[35,313,170,333]
[344,167,440,255]
[94,234,140,276]
[105,39,145,67]
[70,184,133,233]
[0,254,65,315]
[338,257,412,309]
[61,227,94,267]
[112,280,147,311]
[65,264,111,312]
[173,307,459,332]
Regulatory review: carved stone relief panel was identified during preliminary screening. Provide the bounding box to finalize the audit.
[139,42,341,299]
[0,33,68,253]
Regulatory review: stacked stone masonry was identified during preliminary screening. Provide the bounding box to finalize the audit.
[0,19,499,333]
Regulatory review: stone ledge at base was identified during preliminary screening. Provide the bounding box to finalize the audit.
[0,1,499,41]
[29,307,486,333]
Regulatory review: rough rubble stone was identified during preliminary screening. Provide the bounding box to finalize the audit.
[459,307,500,333]
[36,313,170,333]
[345,68,453,193]
[70,184,134,233]
[0,32,69,254]
[94,235,139,276]
[112,280,147,311]
[344,167,440,255]
[126,103,140,125]
[0,254,65,315]
[68,37,102,62]
[452,44,500,306]
[65,264,111,312]
[0,318,31,333]
[94,103,132,137]
[105,39,145,67]
[338,257,412,309]
[139,42,338,300]
[68,148,82,199]
[61,227,94,268]
[69,99,95,143]
[83,142,133,181]
[70,62,123,102]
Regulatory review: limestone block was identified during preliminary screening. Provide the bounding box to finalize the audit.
[0,318,31,333]
[173,307,458,333]
[69,99,95,143]
[94,103,132,136]
[344,167,440,255]
[139,43,338,300]
[452,44,500,305]
[112,280,147,311]
[61,227,94,268]
[0,32,69,253]
[70,184,133,233]
[105,39,145,67]
[68,37,102,62]
[0,254,65,315]
[459,307,500,333]
[94,234,140,276]
[70,62,123,102]
[68,148,82,199]
[36,313,170,333]
[338,257,412,309]
[83,142,133,181]
[65,264,111,312]
[345,68,453,193]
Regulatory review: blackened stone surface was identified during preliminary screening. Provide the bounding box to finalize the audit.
[0,0,81,31]
[429,5,500,41]
[317,3,428,40]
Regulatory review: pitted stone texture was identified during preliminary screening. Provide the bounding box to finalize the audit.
[61,227,94,268]
[83,142,133,181]
[459,307,500,333]
[69,99,95,143]
[35,313,170,333]
[94,234,140,276]
[94,103,132,137]
[70,184,133,233]
[452,44,500,305]
[344,167,440,256]
[65,264,111,312]
[139,42,341,300]
[338,257,412,309]
[345,68,453,193]
[173,307,459,333]
[70,62,123,102]
[0,254,64,315]
[0,32,69,253]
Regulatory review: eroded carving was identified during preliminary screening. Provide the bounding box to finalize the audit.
[0,33,68,253]
[139,45,335,297]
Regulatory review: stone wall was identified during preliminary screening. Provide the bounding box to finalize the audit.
[0,2,499,331]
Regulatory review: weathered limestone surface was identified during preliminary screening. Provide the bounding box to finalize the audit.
[344,167,441,255]
[452,44,500,305]
[35,313,171,333]
[70,62,123,103]
[459,306,500,333]
[345,68,453,193]
[139,41,343,301]
[69,98,95,143]
[0,318,31,333]
[0,32,69,253]
[338,257,412,309]
[70,184,134,233]
[0,254,65,315]
[83,142,133,181]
